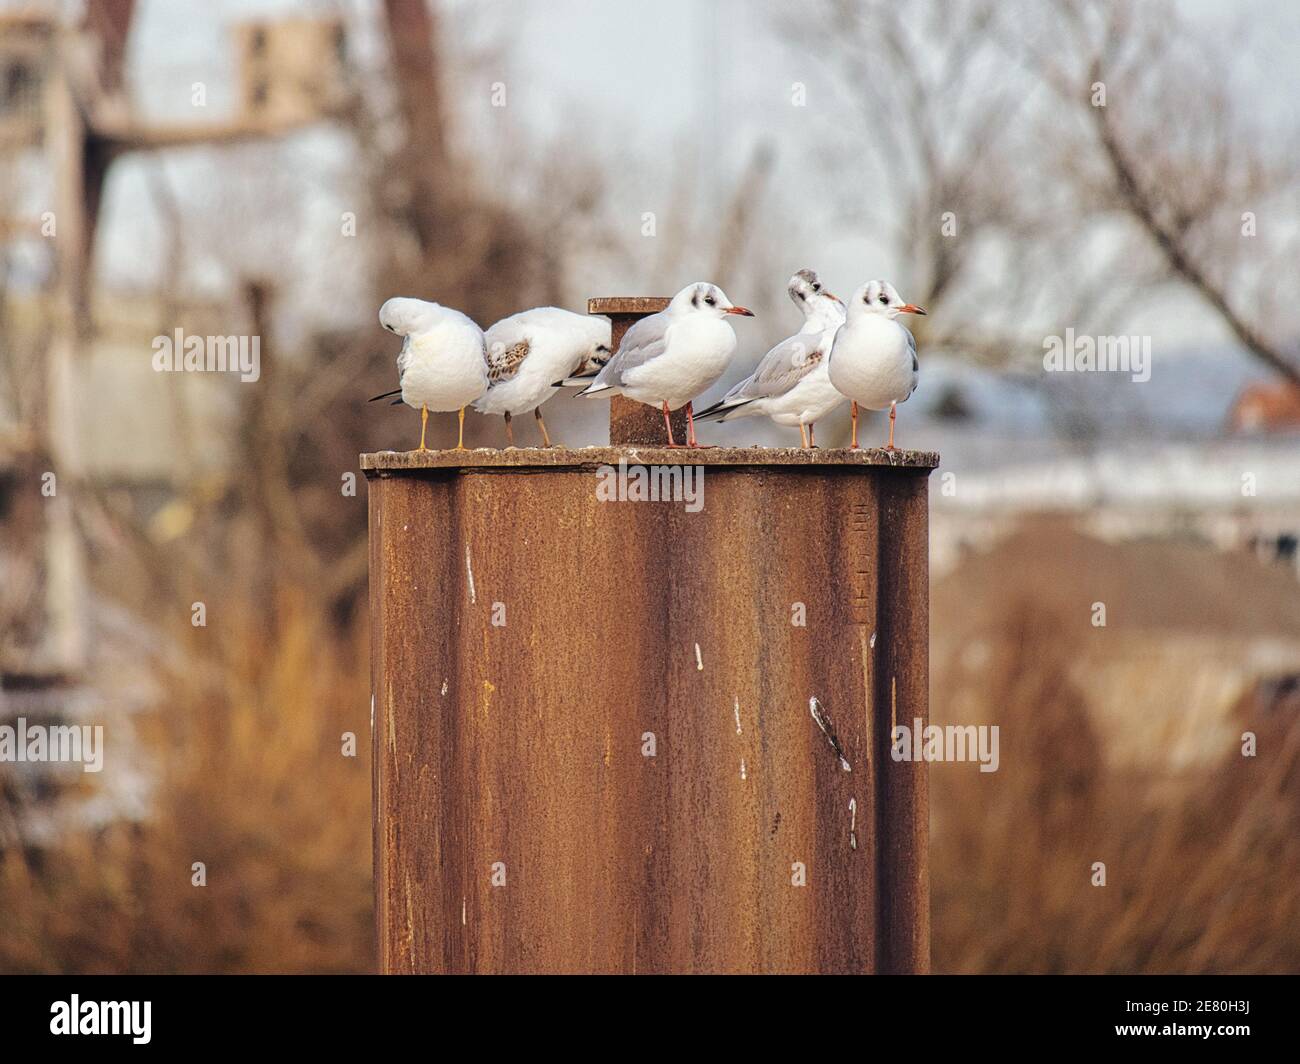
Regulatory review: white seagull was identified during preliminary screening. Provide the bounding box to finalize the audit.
[693,268,847,448]
[575,281,754,447]
[827,280,926,450]
[473,307,611,447]
[370,297,488,451]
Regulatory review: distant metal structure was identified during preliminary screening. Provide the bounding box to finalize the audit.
[365,349,938,971]
[0,13,50,148]
[1,10,86,678]
[234,16,348,128]
[0,6,349,682]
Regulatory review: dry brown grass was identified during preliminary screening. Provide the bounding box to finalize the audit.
[0,588,373,974]
[932,601,1300,973]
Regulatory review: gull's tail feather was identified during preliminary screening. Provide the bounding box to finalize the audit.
[369,388,401,403]
[694,398,757,423]
[692,398,730,419]
[575,381,615,398]
[553,374,598,388]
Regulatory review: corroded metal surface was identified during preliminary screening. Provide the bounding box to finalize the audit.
[587,296,672,317]
[587,296,683,446]
[367,456,932,973]
[361,446,940,471]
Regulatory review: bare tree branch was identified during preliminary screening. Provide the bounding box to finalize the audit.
[1084,59,1300,385]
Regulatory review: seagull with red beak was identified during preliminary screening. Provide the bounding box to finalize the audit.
[575,281,754,447]
[827,280,926,450]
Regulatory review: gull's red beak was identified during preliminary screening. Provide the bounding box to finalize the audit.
[900,304,927,315]
[825,291,841,303]
[726,305,755,316]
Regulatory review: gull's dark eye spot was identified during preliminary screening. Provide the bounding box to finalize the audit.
[797,291,806,301]
[879,293,889,304]
[812,282,821,292]
[705,295,716,306]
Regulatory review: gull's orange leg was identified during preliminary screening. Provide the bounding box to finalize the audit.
[809,422,816,448]
[685,402,714,448]
[534,408,554,447]
[662,401,680,448]
[418,405,429,451]
[887,400,897,451]
[799,422,809,448]
[455,407,467,450]
[850,401,859,450]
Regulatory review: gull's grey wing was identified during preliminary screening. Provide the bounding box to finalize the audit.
[904,325,919,396]
[725,330,829,402]
[595,311,671,387]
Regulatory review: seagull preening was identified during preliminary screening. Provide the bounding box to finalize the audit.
[473,307,611,446]
[574,281,754,447]
[694,268,847,448]
[370,297,489,451]
[827,280,925,450]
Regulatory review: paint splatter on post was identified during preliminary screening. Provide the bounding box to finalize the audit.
[809,696,852,772]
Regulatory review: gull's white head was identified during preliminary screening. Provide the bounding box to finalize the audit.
[669,282,755,319]
[848,280,927,322]
[788,268,845,327]
[379,297,441,337]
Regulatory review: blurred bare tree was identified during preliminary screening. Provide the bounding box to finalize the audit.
[787,0,1078,359]
[1022,0,1300,385]
[789,0,1300,442]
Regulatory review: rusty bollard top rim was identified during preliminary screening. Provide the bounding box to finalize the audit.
[361,446,940,473]
[587,296,672,315]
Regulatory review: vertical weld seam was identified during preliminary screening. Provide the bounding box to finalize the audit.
[872,479,895,975]
[447,474,470,973]
[370,479,389,971]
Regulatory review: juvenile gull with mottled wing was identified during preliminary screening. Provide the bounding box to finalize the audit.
[473,307,611,446]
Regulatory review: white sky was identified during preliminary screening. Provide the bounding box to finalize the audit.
[75,0,1300,352]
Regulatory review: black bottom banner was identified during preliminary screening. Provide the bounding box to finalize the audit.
[0,973,1289,1052]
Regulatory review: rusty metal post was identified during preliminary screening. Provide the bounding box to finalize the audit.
[587,297,684,445]
[365,446,937,974]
